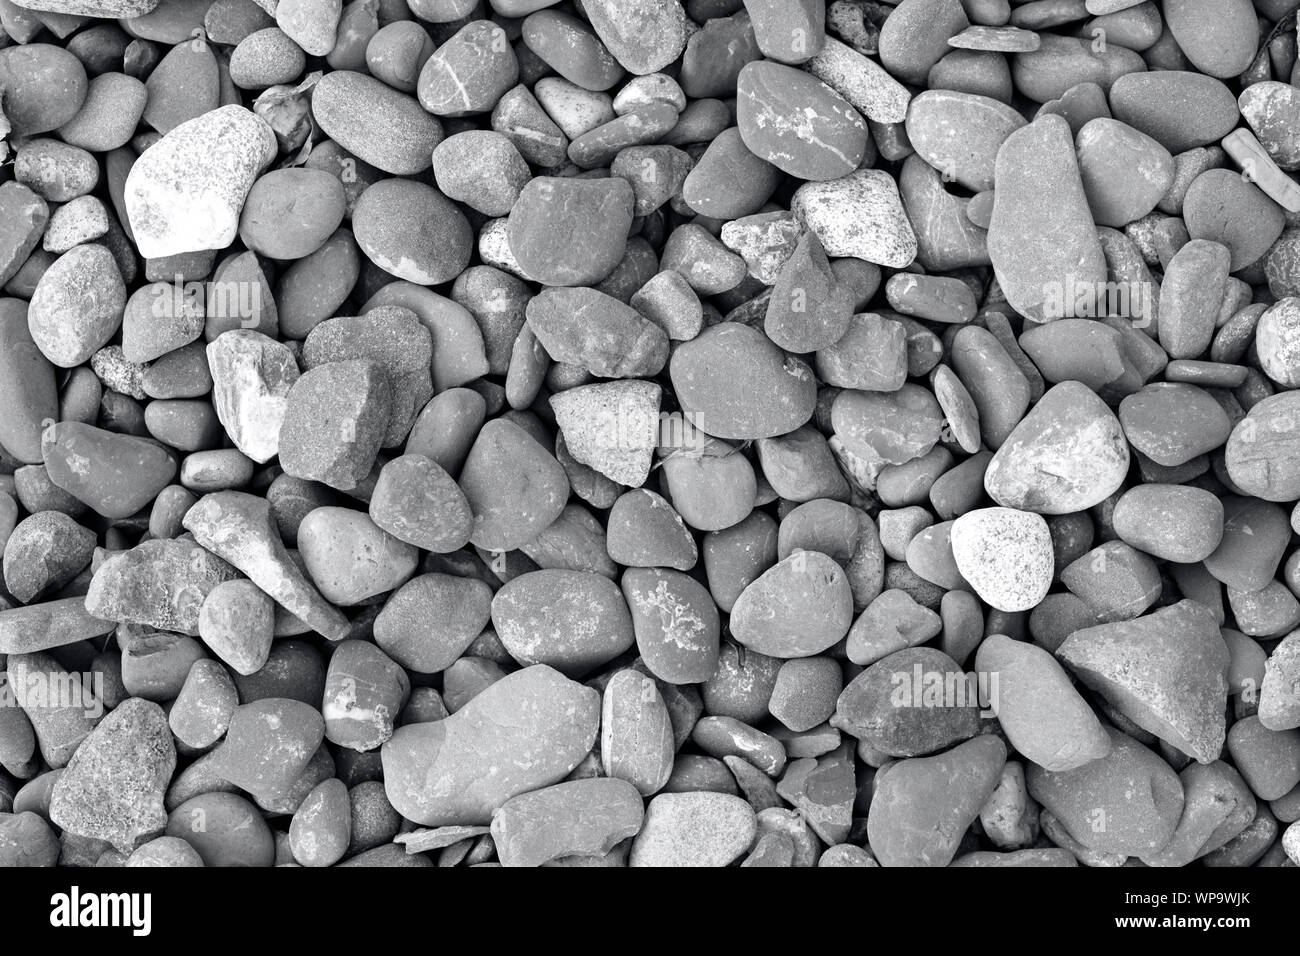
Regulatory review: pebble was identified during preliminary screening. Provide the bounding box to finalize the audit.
[48,698,174,853]
[41,421,177,519]
[207,330,299,464]
[492,569,633,676]
[601,669,675,796]
[277,359,390,492]
[297,506,417,606]
[987,115,1107,322]
[311,71,443,176]
[1226,393,1300,502]
[492,777,644,867]
[458,417,569,553]
[976,634,1110,771]
[622,567,720,683]
[507,177,634,287]
[1060,600,1230,764]
[1108,71,1240,154]
[984,381,1129,514]
[736,60,868,182]
[27,243,125,368]
[832,646,980,756]
[867,735,1006,866]
[950,507,1052,612]
[1028,726,1184,856]
[382,665,599,826]
[792,168,918,267]
[124,105,277,259]
[730,551,854,658]
[628,791,756,867]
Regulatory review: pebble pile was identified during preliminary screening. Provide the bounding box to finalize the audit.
[2,0,1300,870]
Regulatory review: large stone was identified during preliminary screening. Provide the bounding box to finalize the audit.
[48,698,175,853]
[1058,600,1230,764]
[987,114,1107,322]
[381,665,600,826]
[124,105,277,259]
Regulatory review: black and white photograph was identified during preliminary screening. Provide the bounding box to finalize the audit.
[0,0,1293,936]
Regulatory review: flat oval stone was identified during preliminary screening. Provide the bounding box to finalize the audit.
[877,0,970,85]
[417,20,518,117]
[832,646,981,756]
[1157,239,1231,359]
[239,168,346,261]
[298,506,418,606]
[0,42,88,137]
[352,178,471,286]
[522,10,624,92]
[806,36,911,124]
[670,323,817,441]
[27,244,125,369]
[736,60,868,182]
[458,417,569,553]
[491,777,645,867]
[730,551,854,658]
[1118,382,1231,468]
[987,114,1107,322]
[372,572,492,674]
[984,381,1129,514]
[1183,169,1286,272]
[975,634,1111,771]
[1225,392,1300,502]
[381,665,600,826]
[1075,117,1175,227]
[492,569,634,676]
[42,421,177,519]
[951,507,1053,612]
[311,71,443,175]
[622,567,720,683]
[905,89,1025,192]
[601,669,674,795]
[629,791,757,867]
[1112,484,1224,563]
[1163,0,1256,79]
[506,177,634,287]
[1108,71,1239,154]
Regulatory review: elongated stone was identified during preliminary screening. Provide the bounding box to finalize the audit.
[0,598,116,654]
[491,777,644,867]
[182,491,350,641]
[988,115,1107,322]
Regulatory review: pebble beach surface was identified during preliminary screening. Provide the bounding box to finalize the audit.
[1,0,1300,872]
